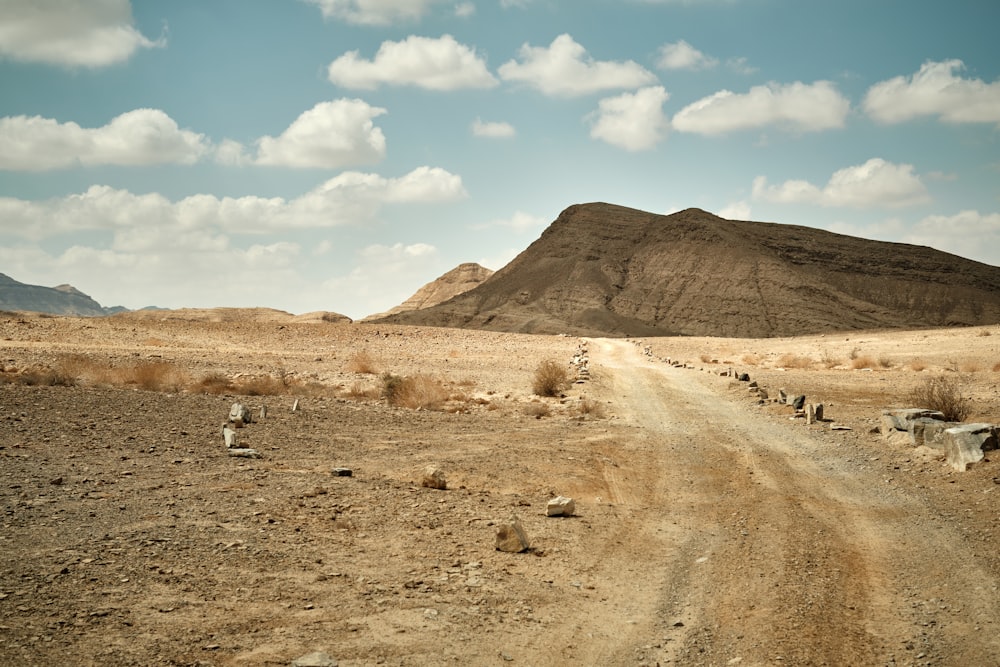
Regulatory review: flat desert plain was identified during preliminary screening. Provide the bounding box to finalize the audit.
[1,311,999,666]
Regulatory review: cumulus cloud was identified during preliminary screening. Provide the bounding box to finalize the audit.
[0,166,466,240]
[752,158,931,209]
[0,109,208,171]
[254,99,387,168]
[471,211,547,232]
[657,40,717,70]
[303,0,449,25]
[471,118,516,138]
[718,201,751,220]
[0,0,164,67]
[671,80,849,135]
[454,2,475,17]
[498,34,657,97]
[908,210,1000,264]
[323,242,442,317]
[327,34,497,91]
[588,86,670,151]
[863,59,1000,125]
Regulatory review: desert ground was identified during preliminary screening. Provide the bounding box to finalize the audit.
[1,311,999,666]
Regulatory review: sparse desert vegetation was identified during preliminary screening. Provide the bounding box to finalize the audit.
[532,358,570,396]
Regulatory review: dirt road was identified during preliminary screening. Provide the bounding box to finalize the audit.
[564,338,1000,666]
[1,318,998,666]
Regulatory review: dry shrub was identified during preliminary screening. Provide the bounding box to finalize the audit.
[878,355,894,369]
[850,355,876,370]
[195,372,234,394]
[382,373,449,410]
[532,359,569,397]
[978,329,992,337]
[344,381,380,399]
[993,361,1000,373]
[909,359,927,372]
[577,397,607,418]
[236,375,289,396]
[523,401,551,418]
[777,353,813,370]
[907,376,970,422]
[820,350,841,369]
[741,354,760,366]
[699,354,717,364]
[124,361,189,392]
[345,351,379,374]
[18,367,77,387]
[959,361,981,373]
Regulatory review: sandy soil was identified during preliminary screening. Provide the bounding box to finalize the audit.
[1,313,999,666]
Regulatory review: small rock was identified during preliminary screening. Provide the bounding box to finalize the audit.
[332,467,353,477]
[227,448,261,459]
[291,651,338,667]
[546,496,575,517]
[421,465,447,490]
[496,516,530,553]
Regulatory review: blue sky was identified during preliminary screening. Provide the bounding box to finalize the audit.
[1,0,998,319]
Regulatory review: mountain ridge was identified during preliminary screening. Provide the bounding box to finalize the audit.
[374,203,1000,337]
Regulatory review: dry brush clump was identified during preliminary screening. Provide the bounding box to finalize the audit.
[381,372,450,410]
[776,353,814,370]
[532,359,570,397]
[345,350,379,374]
[576,397,607,419]
[907,375,971,422]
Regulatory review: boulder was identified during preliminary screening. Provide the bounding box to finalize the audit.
[908,418,959,449]
[943,424,999,472]
[790,395,806,411]
[229,402,251,427]
[496,516,530,553]
[881,408,945,433]
[546,496,576,517]
[222,424,238,448]
[421,465,447,490]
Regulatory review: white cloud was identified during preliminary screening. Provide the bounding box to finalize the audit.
[471,118,516,138]
[657,40,717,71]
[588,86,670,151]
[303,0,448,25]
[752,158,931,209]
[0,167,466,240]
[323,242,442,317]
[863,59,1000,125]
[909,211,1000,264]
[0,109,208,171]
[327,34,497,91]
[254,99,387,168]
[472,211,547,232]
[0,0,163,67]
[671,80,850,135]
[454,2,475,17]
[498,33,657,97]
[718,201,751,220]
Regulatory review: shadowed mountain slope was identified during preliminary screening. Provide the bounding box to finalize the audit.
[0,273,121,316]
[364,263,493,320]
[374,203,1000,338]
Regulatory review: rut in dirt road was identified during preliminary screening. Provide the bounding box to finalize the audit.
[582,339,1000,667]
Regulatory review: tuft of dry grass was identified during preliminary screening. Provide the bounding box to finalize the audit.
[978,329,992,337]
[345,350,379,375]
[195,372,234,394]
[958,361,981,373]
[909,358,927,372]
[532,359,570,397]
[741,354,760,366]
[343,381,380,400]
[820,350,841,369]
[777,353,813,370]
[236,375,289,396]
[850,355,877,370]
[577,397,607,418]
[381,373,449,410]
[907,375,970,422]
[699,354,717,364]
[523,401,551,418]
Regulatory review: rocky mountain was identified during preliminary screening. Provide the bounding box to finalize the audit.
[365,263,494,320]
[374,203,1000,337]
[0,273,122,316]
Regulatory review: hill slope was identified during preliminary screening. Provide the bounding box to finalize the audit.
[0,273,112,316]
[365,263,494,320]
[375,203,1000,337]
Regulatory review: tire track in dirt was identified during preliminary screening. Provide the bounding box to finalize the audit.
[563,338,1000,666]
